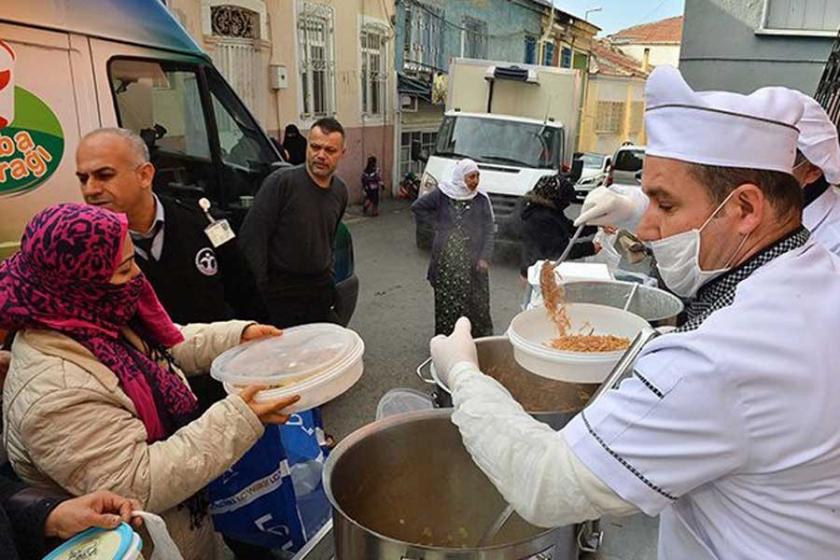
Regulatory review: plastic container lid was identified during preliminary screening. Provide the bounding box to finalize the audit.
[44,523,142,560]
[211,323,358,387]
[376,388,434,420]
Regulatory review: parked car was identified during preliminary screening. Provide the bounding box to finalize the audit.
[607,145,646,187]
[574,152,611,199]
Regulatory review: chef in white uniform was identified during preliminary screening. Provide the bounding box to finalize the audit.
[576,90,840,257]
[792,92,840,255]
[431,66,840,559]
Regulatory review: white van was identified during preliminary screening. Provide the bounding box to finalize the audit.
[0,0,358,322]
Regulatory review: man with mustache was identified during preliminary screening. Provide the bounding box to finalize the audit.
[239,117,349,328]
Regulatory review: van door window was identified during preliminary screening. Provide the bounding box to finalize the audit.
[109,58,217,200]
[205,67,279,211]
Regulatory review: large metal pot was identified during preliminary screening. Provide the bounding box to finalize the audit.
[324,409,577,559]
[561,280,683,327]
[418,336,598,430]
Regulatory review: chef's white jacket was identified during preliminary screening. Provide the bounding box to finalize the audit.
[803,185,840,256]
[450,239,840,559]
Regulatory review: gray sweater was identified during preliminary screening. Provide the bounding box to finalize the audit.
[239,165,347,288]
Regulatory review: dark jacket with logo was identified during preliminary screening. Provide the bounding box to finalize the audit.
[136,196,265,324]
[0,472,64,560]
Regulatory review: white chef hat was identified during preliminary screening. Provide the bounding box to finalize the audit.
[792,91,840,185]
[644,66,804,173]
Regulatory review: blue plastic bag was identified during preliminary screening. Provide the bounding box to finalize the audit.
[280,408,332,540]
[208,425,305,551]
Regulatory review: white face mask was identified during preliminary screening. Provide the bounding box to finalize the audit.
[649,190,749,298]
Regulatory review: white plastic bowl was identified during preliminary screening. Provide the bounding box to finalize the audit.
[215,325,365,413]
[507,303,649,383]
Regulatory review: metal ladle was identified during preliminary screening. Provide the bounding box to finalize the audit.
[622,282,639,311]
[551,224,586,268]
[477,504,516,547]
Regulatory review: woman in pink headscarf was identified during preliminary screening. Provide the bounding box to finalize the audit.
[0,203,298,560]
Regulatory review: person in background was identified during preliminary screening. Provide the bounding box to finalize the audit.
[361,156,384,217]
[239,117,349,329]
[519,173,599,280]
[0,203,300,560]
[282,124,308,166]
[411,159,494,337]
[790,92,840,256]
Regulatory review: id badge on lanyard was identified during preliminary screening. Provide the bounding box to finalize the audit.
[199,198,236,248]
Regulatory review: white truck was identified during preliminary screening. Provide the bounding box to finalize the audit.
[412,57,583,249]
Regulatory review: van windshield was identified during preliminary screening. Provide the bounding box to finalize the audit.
[435,115,563,169]
[110,58,280,206]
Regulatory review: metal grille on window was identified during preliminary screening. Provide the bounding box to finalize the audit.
[596,101,624,134]
[209,5,260,117]
[211,5,258,39]
[400,130,437,176]
[524,36,537,64]
[404,2,443,71]
[299,2,335,117]
[463,16,487,59]
[362,27,386,116]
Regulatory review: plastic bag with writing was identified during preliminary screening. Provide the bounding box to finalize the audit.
[208,425,306,552]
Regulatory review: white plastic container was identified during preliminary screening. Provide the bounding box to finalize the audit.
[507,303,649,383]
[44,524,142,560]
[211,323,365,412]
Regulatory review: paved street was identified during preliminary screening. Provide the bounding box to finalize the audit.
[321,197,658,560]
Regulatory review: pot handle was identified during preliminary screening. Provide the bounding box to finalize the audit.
[415,357,436,385]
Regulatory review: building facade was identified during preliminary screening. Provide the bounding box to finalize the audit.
[392,0,597,187]
[578,40,648,156]
[608,16,683,70]
[680,0,837,94]
[166,0,396,202]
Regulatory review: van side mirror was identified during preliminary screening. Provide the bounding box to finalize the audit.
[411,139,428,163]
[569,158,584,183]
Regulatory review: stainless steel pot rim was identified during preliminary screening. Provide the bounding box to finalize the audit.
[323,408,563,552]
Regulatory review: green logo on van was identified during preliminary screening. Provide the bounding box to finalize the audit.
[0,87,64,197]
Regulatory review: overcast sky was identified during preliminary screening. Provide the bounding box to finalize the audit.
[554,0,686,36]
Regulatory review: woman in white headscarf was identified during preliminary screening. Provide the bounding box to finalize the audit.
[411,159,494,336]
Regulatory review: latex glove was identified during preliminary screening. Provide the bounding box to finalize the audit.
[44,491,143,539]
[574,186,641,227]
[430,317,479,387]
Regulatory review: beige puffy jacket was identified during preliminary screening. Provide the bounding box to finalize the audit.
[2,322,265,560]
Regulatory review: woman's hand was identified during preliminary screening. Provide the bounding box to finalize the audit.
[241,324,282,344]
[476,259,490,272]
[240,386,300,424]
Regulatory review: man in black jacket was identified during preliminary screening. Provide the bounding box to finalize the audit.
[75,127,265,325]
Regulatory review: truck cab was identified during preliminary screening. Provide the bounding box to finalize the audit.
[414,110,567,247]
[411,59,582,250]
